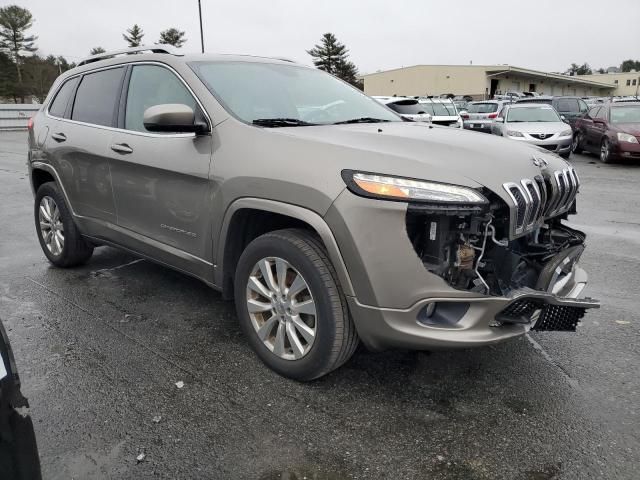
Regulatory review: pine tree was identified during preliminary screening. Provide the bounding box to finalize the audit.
[0,5,38,84]
[335,59,361,88]
[123,24,144,48]
[307,33,361,86]
[307,33,349,75]
[90,47,106,55]
[159,28,186,48]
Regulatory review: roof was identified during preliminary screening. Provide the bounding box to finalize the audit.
[362,64,615,89]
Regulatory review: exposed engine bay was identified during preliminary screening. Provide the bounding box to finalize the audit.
[407,205,585,297]
[406,169,588,300]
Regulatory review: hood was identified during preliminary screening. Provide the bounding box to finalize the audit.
[612,123,640,136]
[272,122,569,194]
[505,122,569,134]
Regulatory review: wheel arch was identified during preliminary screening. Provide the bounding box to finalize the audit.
[216,198,354,300]
[29,163,76,215]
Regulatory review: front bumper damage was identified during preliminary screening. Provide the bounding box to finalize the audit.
[346,279,599,352]
[327,175,600,352]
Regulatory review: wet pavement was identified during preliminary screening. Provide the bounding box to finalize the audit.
[0,130,638,479]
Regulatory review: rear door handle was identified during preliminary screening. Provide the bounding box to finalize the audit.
[51,132,66,142]
[111,143,133,154]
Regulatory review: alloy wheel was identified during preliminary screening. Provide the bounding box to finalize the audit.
[572,133,582,153]
[38,196,64,256]
[600,140,610,162]
[245,257,317,360]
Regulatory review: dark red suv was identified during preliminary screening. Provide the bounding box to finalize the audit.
[572,102,640,163]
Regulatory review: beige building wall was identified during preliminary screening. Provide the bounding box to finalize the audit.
[363,65,613,99]
[363,65,489,98]
[577,72,640,96]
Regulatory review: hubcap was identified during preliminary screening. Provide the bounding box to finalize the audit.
[601,142,608,161]
[39,196,64,256]
[246,257,317,360]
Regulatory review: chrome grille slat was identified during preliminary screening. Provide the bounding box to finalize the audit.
[504,167,580,239]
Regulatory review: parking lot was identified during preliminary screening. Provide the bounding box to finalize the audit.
[0,130,638,479]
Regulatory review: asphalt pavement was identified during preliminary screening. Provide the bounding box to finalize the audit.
[0,130,638,479]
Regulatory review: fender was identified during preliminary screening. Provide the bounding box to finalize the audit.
[215,198,355,297]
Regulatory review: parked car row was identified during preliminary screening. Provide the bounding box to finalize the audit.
[372,96,463,127]
[373,90,640,163]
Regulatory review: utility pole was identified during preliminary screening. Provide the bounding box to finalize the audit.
[198,0,205,53]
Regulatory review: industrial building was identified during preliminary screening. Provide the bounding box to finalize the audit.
[362,64,617,99]
[575,71,640,97]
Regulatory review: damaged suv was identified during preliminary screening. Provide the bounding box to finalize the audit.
[28,47,599,380]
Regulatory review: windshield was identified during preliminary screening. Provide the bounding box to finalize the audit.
[189,61,400,125]
[507,106,561,123]
[467,103,498,113]
[418,102,457,116]
[611,106,640,123]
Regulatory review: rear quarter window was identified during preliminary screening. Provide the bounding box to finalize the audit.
[71,67,125,127]
[48,77,79,118]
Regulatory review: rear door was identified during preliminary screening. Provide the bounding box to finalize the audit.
[108,63,214,278]
[45,67,124,225]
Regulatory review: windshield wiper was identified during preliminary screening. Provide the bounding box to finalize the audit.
[252,118,317,127]
[333,117,392,124]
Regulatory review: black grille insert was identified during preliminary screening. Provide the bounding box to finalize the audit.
[496,299,587,331]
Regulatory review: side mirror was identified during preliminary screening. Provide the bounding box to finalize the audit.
[560,115,568,123]
[143,104,209,134]
[494,117,505,123]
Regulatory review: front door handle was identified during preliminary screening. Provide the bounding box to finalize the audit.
[51,132,66,142]
[111,143,133,154]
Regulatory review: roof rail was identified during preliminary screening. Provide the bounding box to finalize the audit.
[77,45,183,67]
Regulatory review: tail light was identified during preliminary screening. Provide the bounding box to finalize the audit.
[488,113,498,119]
[461,114,469,120]
[27,117,34,130]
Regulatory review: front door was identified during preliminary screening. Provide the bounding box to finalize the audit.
[109,64,214,278]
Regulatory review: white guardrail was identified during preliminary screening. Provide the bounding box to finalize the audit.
[0,104,40,130]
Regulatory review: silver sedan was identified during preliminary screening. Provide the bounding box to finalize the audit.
[491,104,573,158]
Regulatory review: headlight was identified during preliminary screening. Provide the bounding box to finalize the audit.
[506,130,524,137]
[617,132,639,143]
[342,171,488,204]
[560,129,572,137]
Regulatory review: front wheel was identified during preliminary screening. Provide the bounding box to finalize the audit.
[572,132,584,154]
[234,229,358,381]
[600,138,613,163]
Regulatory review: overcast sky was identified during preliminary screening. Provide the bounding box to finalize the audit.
[16,0,640,74]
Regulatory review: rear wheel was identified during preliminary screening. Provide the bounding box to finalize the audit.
[600,138,612,163]
[234,229,358,381]
[34,182,93,267]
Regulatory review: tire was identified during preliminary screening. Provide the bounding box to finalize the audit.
[600,138,613,163]
[234,228,358,381]
[572,132,584,154]
[34,182,94,267]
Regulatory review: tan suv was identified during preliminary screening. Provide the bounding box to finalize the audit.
[27,46,598,380]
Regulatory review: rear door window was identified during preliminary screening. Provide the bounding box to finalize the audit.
[71,67,125,127]
[124,65,197,133]
[48,77,79,118]
[555,98,579,113]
